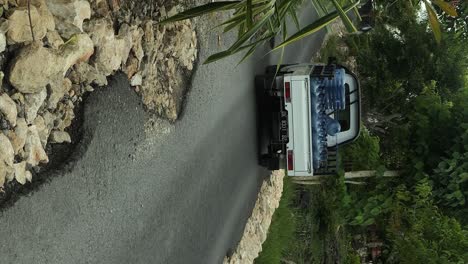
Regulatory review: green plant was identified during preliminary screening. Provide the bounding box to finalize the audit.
[158,0,359,64]
[255,177,296,264]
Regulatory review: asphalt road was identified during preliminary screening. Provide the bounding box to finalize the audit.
[0,2,326,263]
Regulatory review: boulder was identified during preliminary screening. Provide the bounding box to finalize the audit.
[86,19,132,76]
[0,133,14,186]
[13,161,32,185]
[6,4,55,44]
[9,34,94,93]
[0,93,17,126]
[7,117,28,154]
[33,115,48,147]
[55,100,74,131]
[50,130,71,143]
[47,78,72,109]
[46,0,91,39]
[130,73,142,86]
[24,88,47,124]
[74,62,107,86]
[0,31,6,53]
[45,30,64,49]
[23,124,48,166]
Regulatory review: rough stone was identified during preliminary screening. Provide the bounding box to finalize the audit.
[7,117,27,154]
[6,5,55,44]
[42,110,55,131]
[0,93,17,126]
[0,133,15,187]
[9,34,94,93]
[50,130,71,143]
[33,115,48,147]
[55,101,74,131]
[23,124,49,166]
[24,88,47,124]
[47,78,72,109]
[46,0,91,39]
[0,31,6,53]
[74,62,107,86]
[224,170,285,264]
[13,161,31,185]
[86,19,132,76]
[45,30,64,49]
[130,73,142,86]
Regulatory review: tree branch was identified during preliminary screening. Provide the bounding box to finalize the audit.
[27,0,35,41]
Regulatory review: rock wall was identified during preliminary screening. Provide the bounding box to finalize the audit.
[0,0,197,188]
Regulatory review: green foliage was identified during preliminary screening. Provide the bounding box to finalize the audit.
[342,126,381,170]
[386,181,468,264]
[255,177,296,264]
[436,0,468,40]
[159,0,359,64]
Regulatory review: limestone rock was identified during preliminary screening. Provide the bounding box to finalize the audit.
[0,31,6,53]
[9,35,94,93]
[223,170,285,264]
[7,117,27,154]
[55,101,74,131]
[45,30,64,49]
[46,0,91,39]
[24,125,48,166]
[24,88,47,124]
[6,5,55,44]
[86,19,132,76]
[0,93,17,126]
[0,133,14,186]
[74,62,107,86]
[50,130,71,143]
[130,73,142,86]
[33,115,48,147]
[47,78,72,109]
[42,109,54,127]
[13,161,31,185]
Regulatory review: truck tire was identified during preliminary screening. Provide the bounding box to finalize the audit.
[260,154,281,170]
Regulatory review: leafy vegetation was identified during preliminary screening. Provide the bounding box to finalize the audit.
[255,177,296,264]
[256,0,468,263]
[159,0,359,64]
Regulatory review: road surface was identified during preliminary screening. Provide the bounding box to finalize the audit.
[0,2,326,263]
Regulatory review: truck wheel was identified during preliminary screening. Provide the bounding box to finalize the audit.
[260,154,280,170]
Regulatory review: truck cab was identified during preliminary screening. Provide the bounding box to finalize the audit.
[255,61,360,177]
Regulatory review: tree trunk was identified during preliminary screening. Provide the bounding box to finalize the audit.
[344,170,400,179]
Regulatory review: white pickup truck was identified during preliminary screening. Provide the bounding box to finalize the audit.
[255,61,360,177]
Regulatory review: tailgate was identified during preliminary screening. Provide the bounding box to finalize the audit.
[284,76,312,175]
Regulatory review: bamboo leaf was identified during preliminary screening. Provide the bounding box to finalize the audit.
[432,0,458,17]
[237,44,258,65]
[353,6,362,21]
[204,49,234,64]
[331,0,358,33]
[157,1,241,25]
[229,8,275,51]
[205,32,274,64]
[221,3,273,33]
[289,9,300,31]
[246,0,253,28]
[424,0,442,44]
[272,1,359,51]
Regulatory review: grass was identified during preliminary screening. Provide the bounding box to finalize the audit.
[255,176,296,264]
